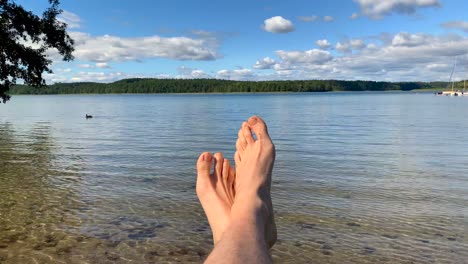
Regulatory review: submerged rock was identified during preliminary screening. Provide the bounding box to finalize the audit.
[55,240,75,254]
[300,223,316,229]
[382,234,399,239]
[363,246,376,255]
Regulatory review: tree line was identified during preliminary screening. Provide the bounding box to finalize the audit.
[8,78,461,95]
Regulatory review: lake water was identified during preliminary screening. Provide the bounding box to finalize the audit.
[0,93,467,263]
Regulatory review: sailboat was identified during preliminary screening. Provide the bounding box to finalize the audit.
[436,57,467,96]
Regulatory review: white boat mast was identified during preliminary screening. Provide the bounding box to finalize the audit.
[449,59,457,92]
[463,56,466,94]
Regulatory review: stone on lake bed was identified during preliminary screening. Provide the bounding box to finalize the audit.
[300,223,316,229]
[382,234,398,239]
[363,246,376,254]
[321,244,333,250]
[55,240,75,254]
[105,251,121,261]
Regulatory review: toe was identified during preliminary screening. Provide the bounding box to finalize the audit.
[237,128,247,151]
[221,159,230,194]
[247,116,271,141]
[227,166,236,204]
[196,152,213,196]
[242,122,255,145]
[213,152,224,178]
[222,159,230,181]
[236,138,244,152]
[234,151,241,164]
[197,152,213,172]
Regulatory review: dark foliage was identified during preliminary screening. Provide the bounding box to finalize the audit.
[0,0,74,103]
[9,78,450,95]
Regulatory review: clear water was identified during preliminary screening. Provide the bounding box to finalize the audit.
[0,93,467,263]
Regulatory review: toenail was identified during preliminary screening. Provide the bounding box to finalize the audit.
[205,154,212,162]
[248,116,258,125]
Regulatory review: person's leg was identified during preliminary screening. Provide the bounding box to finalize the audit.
[204,208,272,264]
[203,116,276,264]
[196,152,236,244]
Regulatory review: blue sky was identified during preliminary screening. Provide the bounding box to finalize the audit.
[17,0,468,82]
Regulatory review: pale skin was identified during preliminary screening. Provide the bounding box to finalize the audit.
[196,116,277,263]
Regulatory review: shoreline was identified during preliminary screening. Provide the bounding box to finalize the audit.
[8,89,441,96]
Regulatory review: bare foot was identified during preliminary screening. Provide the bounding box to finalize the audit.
[234,116,277,248]
[196,152,236,244]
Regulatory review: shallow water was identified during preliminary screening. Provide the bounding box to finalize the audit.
[0,93,467,263]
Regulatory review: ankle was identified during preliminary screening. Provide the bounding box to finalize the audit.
[232,194,269,222]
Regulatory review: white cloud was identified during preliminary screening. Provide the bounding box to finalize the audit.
[336,42,351,53]
[177,66,210,78]
[391,32,432,47]
[273,63,291,71]
[441,21,468,33]
[95,62,110,68]
[48,30,468,83]
[191,70,209,78]
[350,39,366,49]
[276,49,332,64]
[262,16,295,33]
[323,16,334,22]
[68,32,220,62]
[316,39,331,49]
[350,13,360,19]
[217,69,254,80]
[354,0,441,19]
[265,32,468,82]
[70,72,126,82]
[78,64,93,69]
[55,68,72,73]
[426,63,450,71]
[253,57,276,69]
[297,16,319,22]
[58,10,81,29]
[335,39,366,53]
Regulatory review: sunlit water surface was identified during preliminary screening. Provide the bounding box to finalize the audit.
[0,93,467,263]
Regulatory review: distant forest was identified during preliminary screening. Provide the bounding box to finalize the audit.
[8,78,465,95]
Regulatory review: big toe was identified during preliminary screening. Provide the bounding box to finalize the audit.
[247,116,270,141]
[197,152,213,172]
[196,152,213,194]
